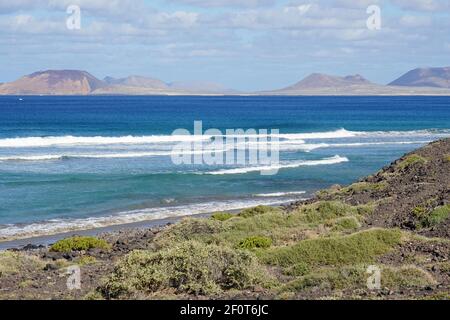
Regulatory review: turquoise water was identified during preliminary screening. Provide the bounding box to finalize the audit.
[0,96,449,238]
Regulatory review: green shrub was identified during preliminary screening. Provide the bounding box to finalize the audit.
[418,205,450,228]
[284,262,310,277]
[211,212,234,221]
[50,236,111,253]
[261,229,402,268]
[238,236,272,249]
[101,241,268,298]
[239,205,280,218]
[428,205,450,225]
[397,154,428,170]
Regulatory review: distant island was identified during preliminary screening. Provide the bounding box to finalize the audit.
[1,67,450,96]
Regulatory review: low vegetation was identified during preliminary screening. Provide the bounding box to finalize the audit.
[328,216,360,232]
[238,236,272,249]
[280,264,435,294]
[421,205,450,228]
[211,212,234,221]
[0,251,45,277]
[50,236,111,253]
[397,154,428,170]
[156,200,374,250]
[238,205,281,218]
[414,204,450,228]
[260,229,402,268]
[75,255,98,266]
[316,182,387,199]
[101,240,269,298]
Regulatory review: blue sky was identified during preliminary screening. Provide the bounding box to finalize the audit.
[0,0,449,90]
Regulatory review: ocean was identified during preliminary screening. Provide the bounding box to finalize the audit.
[0,96,449,240]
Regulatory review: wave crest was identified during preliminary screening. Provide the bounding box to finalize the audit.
[202,155,349,175]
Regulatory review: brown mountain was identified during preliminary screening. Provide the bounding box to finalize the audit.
[284,73,372,90]
[2,68,450,96]
[103,75,169,90]
[389,67,450,88]
[263,71,450,95]
[0,70,105,95]
[262,73,387,95]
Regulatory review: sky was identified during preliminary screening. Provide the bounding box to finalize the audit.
[0,0,449,91]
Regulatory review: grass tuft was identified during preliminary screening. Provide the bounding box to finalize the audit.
[418,205,450,228]
[397,154,428,170]
[328,216,361,232]
[294,201,374,224]
[0,252,45,277]
[341,182,387,194]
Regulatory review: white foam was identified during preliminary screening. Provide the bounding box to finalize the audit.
[0,155,64,161]
[0,197,302,241]
[254,191,306,197]
[0,129,448,149]
[0,139,439,162]
[0,148,233,161]
[329,140,433,148]
[203,155,349,175]
[0,135,210,148]
[276,128,358,140]
[353,129,450,137]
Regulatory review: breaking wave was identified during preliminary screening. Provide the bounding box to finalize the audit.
[203,155,349,175]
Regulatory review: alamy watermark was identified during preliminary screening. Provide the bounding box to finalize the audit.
[366,5,381,30]
[170,121,280,175]
[63,4,380,32]
[66,5,81,30]
[366,265,381,290]
[66,265,81,290]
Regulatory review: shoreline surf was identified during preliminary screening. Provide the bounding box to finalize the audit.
[0,196,307,246]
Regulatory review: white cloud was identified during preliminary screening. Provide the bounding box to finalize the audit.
[166,0,275,8]
[390,0,447,11]
[399,15,432,27]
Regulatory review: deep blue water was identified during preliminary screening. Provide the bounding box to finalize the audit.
[0,96,449,238]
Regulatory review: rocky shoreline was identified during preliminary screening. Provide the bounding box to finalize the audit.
[0,139,449,300]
